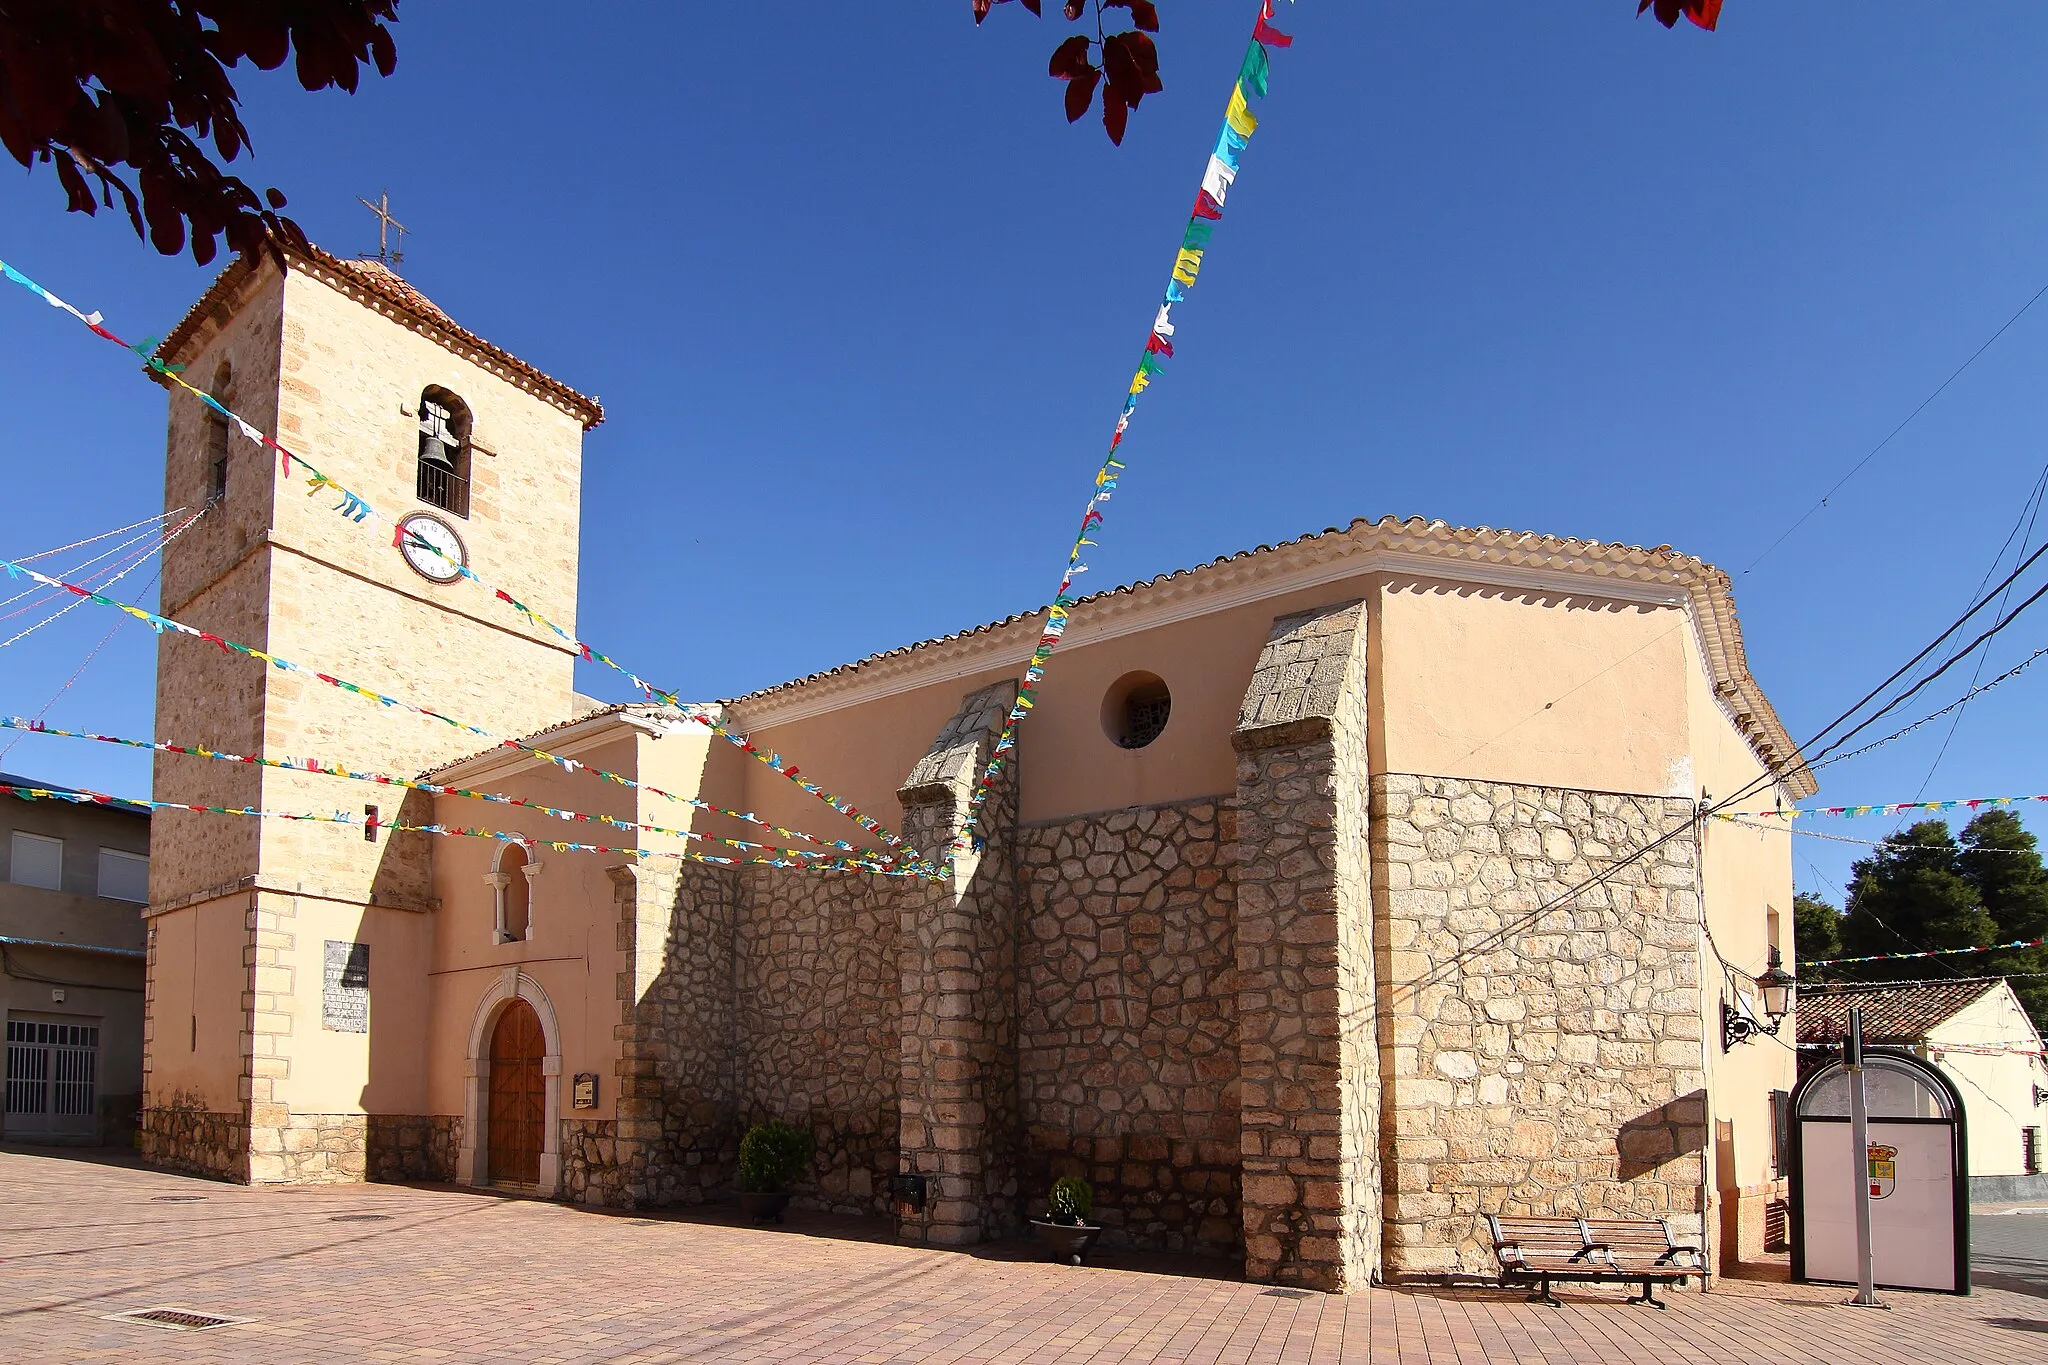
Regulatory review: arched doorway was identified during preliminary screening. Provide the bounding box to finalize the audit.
[487,999,545,1187]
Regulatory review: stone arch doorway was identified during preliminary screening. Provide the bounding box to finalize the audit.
[487,999,545,1186]
[460,969,563,1195]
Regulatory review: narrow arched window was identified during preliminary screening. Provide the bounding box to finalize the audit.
[492,841,532,943]
[417,386,472,518]
[206,362,233,504]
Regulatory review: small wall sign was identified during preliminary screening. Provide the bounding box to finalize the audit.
[321,941,370,1033]
[572,1072,598,1109]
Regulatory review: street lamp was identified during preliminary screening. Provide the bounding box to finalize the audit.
[1722,946,1797,1051]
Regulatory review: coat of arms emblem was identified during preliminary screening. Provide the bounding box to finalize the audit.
[1866,1142,1898,1199]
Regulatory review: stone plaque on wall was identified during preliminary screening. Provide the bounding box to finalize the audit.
[322,940,370,1033]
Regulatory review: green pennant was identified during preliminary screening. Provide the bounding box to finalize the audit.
[1239,40,1270,98]
[1183,219,1214,251]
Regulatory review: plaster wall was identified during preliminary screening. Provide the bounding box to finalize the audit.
[731,570,1708,846]
[1680,625,1799,1263]
[1929,988,2048,1179]
[138,896,246,1113]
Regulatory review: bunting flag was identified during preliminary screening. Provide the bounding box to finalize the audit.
[0,782,920,877]
[1798,937,2047,969]
[1718,794,2048,821]
[0,716,878,866]
[0,558,938,878]
[0,255,929,872]
[950,1,1297,859]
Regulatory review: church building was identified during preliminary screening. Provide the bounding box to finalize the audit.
[139,247,1810,1291]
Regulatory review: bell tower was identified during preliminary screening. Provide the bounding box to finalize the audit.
[140,245,602,1183]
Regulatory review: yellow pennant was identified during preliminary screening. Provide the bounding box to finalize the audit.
[1226,85,1258,138]
[1172,248,1204,286]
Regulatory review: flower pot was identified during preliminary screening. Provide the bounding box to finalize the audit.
[1030,1218,1102,1266]
[738,1190,792,1224]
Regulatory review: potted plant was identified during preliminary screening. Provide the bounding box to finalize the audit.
[736,1120,813,1223]
[1029,1175,1102,1265]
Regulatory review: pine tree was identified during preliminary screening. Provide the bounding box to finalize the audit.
[1794,892,1844,977]
[1957,811,2048,1030]
[1840,820,1997,979]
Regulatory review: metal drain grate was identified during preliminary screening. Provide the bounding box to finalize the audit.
[105,1307,252,1332]
[329,1213,392,1222]
[149,1195,207,1203]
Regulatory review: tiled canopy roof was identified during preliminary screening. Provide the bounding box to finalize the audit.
[158,242,604,429]
[1795,979,2002,1046]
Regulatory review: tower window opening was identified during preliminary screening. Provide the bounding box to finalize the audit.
[416,387,472,518]
[206,362,232,504]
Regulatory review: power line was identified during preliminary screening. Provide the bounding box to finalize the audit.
[1742,279,2048,575]
[1898,454,2048,813]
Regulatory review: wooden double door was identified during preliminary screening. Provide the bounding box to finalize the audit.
[487,999,544,1186]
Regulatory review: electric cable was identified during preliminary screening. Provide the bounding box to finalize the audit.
[1743,279,2048,575]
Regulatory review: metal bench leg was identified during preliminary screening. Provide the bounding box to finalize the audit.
[1527,1276,1562,1308]
[1627,1280,1667,1309]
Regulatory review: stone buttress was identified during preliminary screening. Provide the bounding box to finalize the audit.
[1230,601,1380,1292]
[893,682,1022,1245]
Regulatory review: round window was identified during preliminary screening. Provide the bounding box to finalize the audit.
[1102,672,1172,750]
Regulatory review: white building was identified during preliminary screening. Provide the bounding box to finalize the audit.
[1799,978,2048,1201]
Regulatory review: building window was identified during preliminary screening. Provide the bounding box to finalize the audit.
[1769,1088,1790,1178]
[488,841,540,944]
[206,362,232,503]
[1102,671,1172,750]
[416,387,472,518]
[2027,1126,2042,1177]
[8,831,63,891]
[96,848,149,903]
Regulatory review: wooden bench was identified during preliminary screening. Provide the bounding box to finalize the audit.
[1486,1214,1702,1308]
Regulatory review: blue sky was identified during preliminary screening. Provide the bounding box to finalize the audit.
[2,2,2046,907]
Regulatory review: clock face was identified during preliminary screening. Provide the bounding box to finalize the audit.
[396,512,467,584]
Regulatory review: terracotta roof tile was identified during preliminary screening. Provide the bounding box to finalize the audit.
[1795,978,2002,1046]
[158,243,603,429]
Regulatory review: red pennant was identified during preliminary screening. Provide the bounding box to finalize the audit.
[1146,333,1173,357]
[1253,19,1292,47]
[1192,189,1224,220]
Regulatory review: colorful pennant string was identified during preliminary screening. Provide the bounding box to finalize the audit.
[950,1,1296,858]
[1724,818,2045,856]
[0,256,927,872]
[1719,794,2048,821]
[0,782,921,877]
[1798,936,2047,969]
[0,557,939,878]
[0,716,887,868]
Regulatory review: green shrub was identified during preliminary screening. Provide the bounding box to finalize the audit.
[738,1120,814,1193]
[1047,1175,1094,1224]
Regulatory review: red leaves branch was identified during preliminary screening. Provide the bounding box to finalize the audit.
[0,2,399,264]
[987,0,1163,144]
[1638,0,1722,30]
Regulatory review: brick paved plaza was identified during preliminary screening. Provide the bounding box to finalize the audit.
[2,1148,2043,1364]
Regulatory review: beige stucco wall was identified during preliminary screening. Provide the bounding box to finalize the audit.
[732,570,1725,847]
[422,724,730,1125]
[1928,987,2048,1179]
[140,894,247,1111]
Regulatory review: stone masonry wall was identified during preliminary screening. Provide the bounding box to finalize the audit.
[735,863,900,1217]
[139,1096,248,1182]
[1015,797,1241,1257]
[367,1115,461,1183]
[1373,776,1708,1277]
[615,860,741,1207]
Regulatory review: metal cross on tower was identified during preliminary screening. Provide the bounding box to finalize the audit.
[357,190,408,266]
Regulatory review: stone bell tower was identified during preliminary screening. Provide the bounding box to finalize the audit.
[140,244,602,1182]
